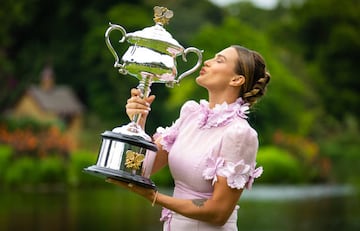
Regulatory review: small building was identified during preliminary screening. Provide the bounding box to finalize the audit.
[12,65,84,148]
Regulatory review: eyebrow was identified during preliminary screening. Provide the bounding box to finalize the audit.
[215,54,227,60]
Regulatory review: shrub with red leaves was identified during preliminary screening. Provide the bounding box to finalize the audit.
[0,120,72,159]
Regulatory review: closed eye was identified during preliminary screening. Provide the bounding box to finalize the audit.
[215,54,226,63]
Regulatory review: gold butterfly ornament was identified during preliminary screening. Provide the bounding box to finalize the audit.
[125,150,145,170]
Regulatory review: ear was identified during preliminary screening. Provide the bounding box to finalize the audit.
[229,75,245,87]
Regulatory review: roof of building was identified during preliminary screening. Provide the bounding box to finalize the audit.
[22,64,84,116]
[28,85,84,115]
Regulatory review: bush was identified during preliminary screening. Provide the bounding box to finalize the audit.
[4,157,38,188]
[0,145,12,185]
[318,115,360,183]
[256,146,303,184]
[0,117,71,158]
[4,155,68,188]
[0,147,109,190]
[37,156,67,184]
[67,149,103,187]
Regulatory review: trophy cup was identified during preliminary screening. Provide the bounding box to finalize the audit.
[84,6,203,189]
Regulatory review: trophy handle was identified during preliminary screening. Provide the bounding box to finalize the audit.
[175,47,203,84]
[105,23,127,74]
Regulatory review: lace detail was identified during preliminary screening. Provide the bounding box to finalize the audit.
[198,98,249,129]
[202,156,263,189]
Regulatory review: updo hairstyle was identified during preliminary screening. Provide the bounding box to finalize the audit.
[231,45,271,107]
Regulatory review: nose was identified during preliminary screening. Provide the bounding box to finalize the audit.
[204,58,211,66]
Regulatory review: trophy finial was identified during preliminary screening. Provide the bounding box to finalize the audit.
[153,6,173,26]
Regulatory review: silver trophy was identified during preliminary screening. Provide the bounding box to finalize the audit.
[84,6,203,188]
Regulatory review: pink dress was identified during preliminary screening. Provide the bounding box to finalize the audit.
[154,98,263,231]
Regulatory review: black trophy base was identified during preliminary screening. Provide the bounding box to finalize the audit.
[84,165,156,189]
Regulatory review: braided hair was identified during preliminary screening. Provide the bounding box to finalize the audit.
[231,45,271,107]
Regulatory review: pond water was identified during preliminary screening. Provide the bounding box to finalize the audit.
[0,185,359,231]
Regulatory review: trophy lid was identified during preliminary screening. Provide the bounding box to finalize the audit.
[126,6,184,56]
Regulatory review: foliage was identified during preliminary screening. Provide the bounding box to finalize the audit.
[270,0,360,120]
[0,0,225,125]
[37,156,67,184]
[272,130,329,182]
[0,117,72,157]
[314,115,360,183]
[3,157,38,188]
[0,145,12,185]
[67,149,102,187]
[0,146,103,189]
[0,0,359,187]
[166,17,319,143]
[256,146,303,184]
[144,0,225,43]
[3,156,66,188]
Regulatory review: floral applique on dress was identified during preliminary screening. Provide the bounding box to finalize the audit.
[198,97,250,129]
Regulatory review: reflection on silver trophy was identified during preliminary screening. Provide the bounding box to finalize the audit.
[84,6,203,188]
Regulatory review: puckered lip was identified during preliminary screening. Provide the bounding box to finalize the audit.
[199,67,206,75]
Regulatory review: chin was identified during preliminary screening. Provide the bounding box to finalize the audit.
[195,76,201,84]
[195,76,205,86]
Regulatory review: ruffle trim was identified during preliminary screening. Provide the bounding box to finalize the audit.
[202,156,263,190]
[153,124,179,153]
[198,98,250,129]
[160,208,173,230]
[153,99,250,152]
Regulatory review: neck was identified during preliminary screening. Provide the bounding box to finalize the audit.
[207,91,238,108]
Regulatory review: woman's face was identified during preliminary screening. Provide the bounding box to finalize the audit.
[196,47,240,92]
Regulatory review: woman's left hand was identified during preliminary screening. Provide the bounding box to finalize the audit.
[106,178,157,204]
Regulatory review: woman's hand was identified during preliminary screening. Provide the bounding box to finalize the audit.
[126,88,155,129]
[106,178,157,205]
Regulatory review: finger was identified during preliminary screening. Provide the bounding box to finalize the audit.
[126,110,149,121]
[130,89,154,105]
[127,96,149,106]
[125,102,150,112]
[130,88,141,97]
[146,95,156,105]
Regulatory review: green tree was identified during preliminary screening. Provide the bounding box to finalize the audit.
[0,0,140,115]
[272,0,360,120]
[0,0,225,133]
[0,0,40,111]
[166,17,319,143]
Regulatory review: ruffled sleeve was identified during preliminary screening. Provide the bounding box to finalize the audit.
[202,122,263,189]
[153,100,199,152]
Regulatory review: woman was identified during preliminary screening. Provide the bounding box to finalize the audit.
[107,45,271,230]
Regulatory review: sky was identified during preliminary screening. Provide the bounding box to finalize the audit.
[209,0,278,9]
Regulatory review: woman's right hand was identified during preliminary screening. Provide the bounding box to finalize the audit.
[125,88,155,129]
